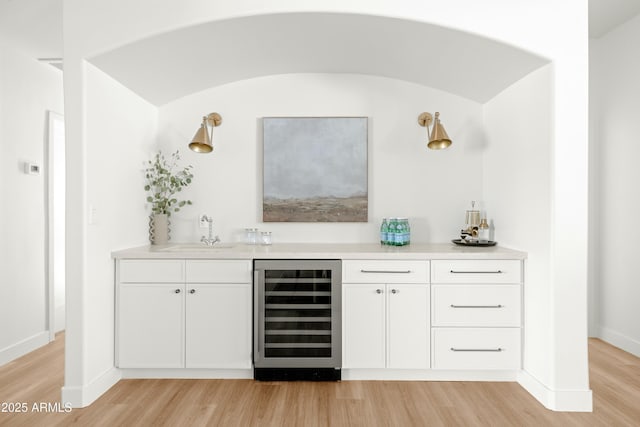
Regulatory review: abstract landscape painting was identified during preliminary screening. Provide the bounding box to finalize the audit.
[263,117,368,222]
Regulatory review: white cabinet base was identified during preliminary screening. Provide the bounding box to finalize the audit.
[119,368,253,379]
[342,369,519,381]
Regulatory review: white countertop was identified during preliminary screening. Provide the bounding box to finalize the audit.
[111,242,527,260]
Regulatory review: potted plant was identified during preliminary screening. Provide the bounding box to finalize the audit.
[144,150,194,244]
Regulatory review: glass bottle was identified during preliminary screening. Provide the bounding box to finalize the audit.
[403,218,411,245]
[396,218,404,246]
[380,218,388,245]
[388,218,397,246]
[478,218,490,243]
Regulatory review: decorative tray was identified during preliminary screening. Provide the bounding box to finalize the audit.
[451,239,497,247]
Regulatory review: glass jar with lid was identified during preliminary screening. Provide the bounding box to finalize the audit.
[245,228,258,245]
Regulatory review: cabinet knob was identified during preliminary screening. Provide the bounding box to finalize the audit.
[376,289,383,294]
[189,289,196,294]
[174,289,181,294]
[391,289,398,294]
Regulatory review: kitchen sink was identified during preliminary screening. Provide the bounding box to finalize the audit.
[159,243,236,252]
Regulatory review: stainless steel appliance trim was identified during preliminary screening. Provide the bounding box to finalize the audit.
[253,259,342,370]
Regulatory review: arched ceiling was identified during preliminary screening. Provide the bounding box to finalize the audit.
[88,12,549,106]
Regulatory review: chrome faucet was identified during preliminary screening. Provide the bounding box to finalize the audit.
[200,215,220,246]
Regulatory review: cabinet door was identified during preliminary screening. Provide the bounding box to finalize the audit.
[185,284,252,369]
[343,284,386,368]
[117,284,185,368]
[387,284,429,369]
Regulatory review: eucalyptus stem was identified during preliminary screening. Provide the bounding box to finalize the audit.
[144,150,194,216]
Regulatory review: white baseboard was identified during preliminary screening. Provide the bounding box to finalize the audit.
[0,331,50,366]
[342,369,518,381]
[61,367,121,408]
[120,368,252,379]
[517,370,593,412]
[597,326,640,357]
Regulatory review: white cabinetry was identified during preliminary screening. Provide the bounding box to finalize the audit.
[343,284,385,368]
[430,260,522,370]
[185,260,252,369]
[342,260,430,369]
[118,283,185,368]
[116,259,251,370]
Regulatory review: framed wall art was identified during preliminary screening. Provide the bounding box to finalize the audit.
[263,117,368,222]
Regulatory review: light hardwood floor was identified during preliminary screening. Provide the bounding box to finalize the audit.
[0,334,638,426]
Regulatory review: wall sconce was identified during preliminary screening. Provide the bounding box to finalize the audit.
[189,112,222,153]
[417,111,452,150]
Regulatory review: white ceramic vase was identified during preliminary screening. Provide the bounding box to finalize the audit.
[149,213,170,245]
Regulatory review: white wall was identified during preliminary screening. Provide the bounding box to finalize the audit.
[484,62,591,412]
[484,65,553,386]
[590,15,640,356]
[86,63,157,375]
[0,42,64,364]
[159,74,483,244]
[64,0,590,411]
[61,63,157,405]
[50,112,66,332]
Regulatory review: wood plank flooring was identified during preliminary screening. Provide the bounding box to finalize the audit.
[1,334,639,426]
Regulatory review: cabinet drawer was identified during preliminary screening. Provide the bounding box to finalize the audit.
[119,260,185,283]
[432,285,521,327]
[432,328,521,370]
[343,260,429,283]
[431,260,521,284]
[186,260,251,283]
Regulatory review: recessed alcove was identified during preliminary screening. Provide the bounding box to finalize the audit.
[63,6,590,412]
[87,12,549,106]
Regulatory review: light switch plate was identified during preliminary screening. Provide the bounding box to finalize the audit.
[24,162,41,175]
[88,205,97,225]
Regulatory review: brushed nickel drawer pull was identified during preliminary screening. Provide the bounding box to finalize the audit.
[450,347,503,352]
[450,270,503,274]
[361,269,412,274]
[450,304,503,309]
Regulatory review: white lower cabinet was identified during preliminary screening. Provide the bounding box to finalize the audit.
[342,260,430,369]
[116,259,252,370]
[118,283,185,368]
[116,256,525,377]
[430,259,523,371]
[387,284,430,369]
[343,283,429,369]
[431,328,521,370]
[185,283,251,369]
[343,284,385,368]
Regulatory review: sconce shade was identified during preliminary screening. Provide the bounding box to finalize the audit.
[419,111,452,150]
[188,113,221,153]
[428,114,452,150]
[189,121,213,153]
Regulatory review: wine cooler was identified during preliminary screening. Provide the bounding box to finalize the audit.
[253,259,342,380]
